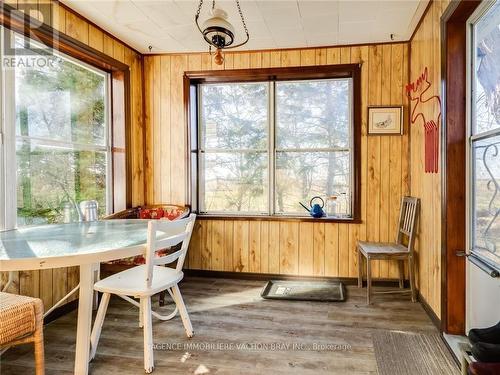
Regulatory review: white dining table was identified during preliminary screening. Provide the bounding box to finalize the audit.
[0,219,151,375]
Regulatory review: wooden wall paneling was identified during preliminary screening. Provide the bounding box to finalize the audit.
[379,44,392,278]
[223,220,234,271]
[153,57,162,203]
[39,269,53,310]
[170,55,188,204]
[210,220,224,271]
[268,221,280,274]
[298,222,314,276]
[233,53,250,69]
[131,52,144,207]
[144,56,154,204]
[340,47,351,64]
[313,222,325,276]
[88,25,103,52]
[300,49,316,66]
[281,50,300,67]
[52,266,67,303]
[233,221,249,272]
[326,47,340,64]
[324,223,339,277]
[160,55,172,203]
[65,11,87,44]
[200,220,212,270]
[315,48,327,65]
[367,45,382,278]
[279,222,299,275]
[103,34,114,56]
[388,43,404,278]
[249,221,261,273]
[269,51,281,68]
[260,221,270,273]
[188,220,202,269]
[250,52,262,69]
[223,53,234,69]
[19,270,39,298]
[338,223,350,276]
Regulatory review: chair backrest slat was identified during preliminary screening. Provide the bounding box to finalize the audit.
[396,197,420,253]
[144,214,196,288]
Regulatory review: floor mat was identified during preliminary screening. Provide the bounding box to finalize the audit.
[372,330,459,375]
[260,280,346,302]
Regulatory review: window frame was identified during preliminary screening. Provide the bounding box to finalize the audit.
[0,4,132,229]
[466,0,500,271]
[185,64,362,222]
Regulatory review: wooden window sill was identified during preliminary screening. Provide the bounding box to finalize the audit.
[196,214,362,224]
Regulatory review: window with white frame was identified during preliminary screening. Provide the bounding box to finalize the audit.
[196,75,355,217]
[0,27,111,229]
[468,0,500,269]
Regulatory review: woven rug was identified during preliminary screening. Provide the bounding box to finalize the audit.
[372,330,459,375]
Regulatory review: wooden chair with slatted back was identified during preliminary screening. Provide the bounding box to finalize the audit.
[357,196,420,304]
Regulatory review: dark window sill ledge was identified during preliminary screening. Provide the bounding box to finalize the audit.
[196,214,362,224]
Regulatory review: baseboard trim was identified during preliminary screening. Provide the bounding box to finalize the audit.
[184,269,411,288]
[418,291,442,330]
[43,299,78,325]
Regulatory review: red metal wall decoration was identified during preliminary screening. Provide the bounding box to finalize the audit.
[406,67,442,173]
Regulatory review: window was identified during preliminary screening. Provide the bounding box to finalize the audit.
[468,0,500,269]
[1,27,111,228]
[191,65,360,219]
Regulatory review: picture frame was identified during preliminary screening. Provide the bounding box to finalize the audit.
[367,106,403,135]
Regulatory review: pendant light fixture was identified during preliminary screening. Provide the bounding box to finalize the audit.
[195,0,249,65]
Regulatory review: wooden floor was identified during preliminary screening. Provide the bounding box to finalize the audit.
[1,277,439,374]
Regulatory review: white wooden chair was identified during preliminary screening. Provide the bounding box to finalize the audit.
[90,214,196,373]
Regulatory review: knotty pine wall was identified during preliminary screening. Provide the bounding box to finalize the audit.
[144,43,410,279]
[409,0,450,318]
[0,0,145,310]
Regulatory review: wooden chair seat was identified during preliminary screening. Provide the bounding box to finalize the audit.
[358,242,409,257]
[0,292,44,374]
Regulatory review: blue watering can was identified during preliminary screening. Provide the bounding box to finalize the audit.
[299,196,325,218]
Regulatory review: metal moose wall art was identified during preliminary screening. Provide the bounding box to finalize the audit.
[406,67,442,174]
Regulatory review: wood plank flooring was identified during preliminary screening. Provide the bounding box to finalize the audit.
[0,277,439,374]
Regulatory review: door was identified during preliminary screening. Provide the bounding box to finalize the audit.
[465,0,500,331]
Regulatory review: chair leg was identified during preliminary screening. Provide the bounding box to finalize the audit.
[141,297,154,373]
[398,260,405,289]
[33,302,45,375]
[358,250,363,288]
[171,285,193,338]
[409,256,417,302]
[159,291,166,307]
[90,292,110,361]
[366,258,372,305]
[139,299,144,328]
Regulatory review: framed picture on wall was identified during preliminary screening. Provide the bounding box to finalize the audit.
[367,106,403,135]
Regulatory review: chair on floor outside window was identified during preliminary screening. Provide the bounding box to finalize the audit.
[357,196,420,304]
[89,214,196,373]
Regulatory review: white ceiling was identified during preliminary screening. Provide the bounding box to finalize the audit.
[61,0,429,54]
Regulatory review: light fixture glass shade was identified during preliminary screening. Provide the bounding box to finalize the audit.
[201,8,235,47]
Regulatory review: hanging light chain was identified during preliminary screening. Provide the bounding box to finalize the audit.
[236,0,249,36]
[195,0,204,19]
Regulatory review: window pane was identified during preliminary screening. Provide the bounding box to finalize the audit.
[275,151,350,214]
[276,79,351,149]
[14,38,107,146]
[200,83,268,150]
[472,135,500,268]
[473,1,500,134]
[16,141,107,225]
[202,152,268,213]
